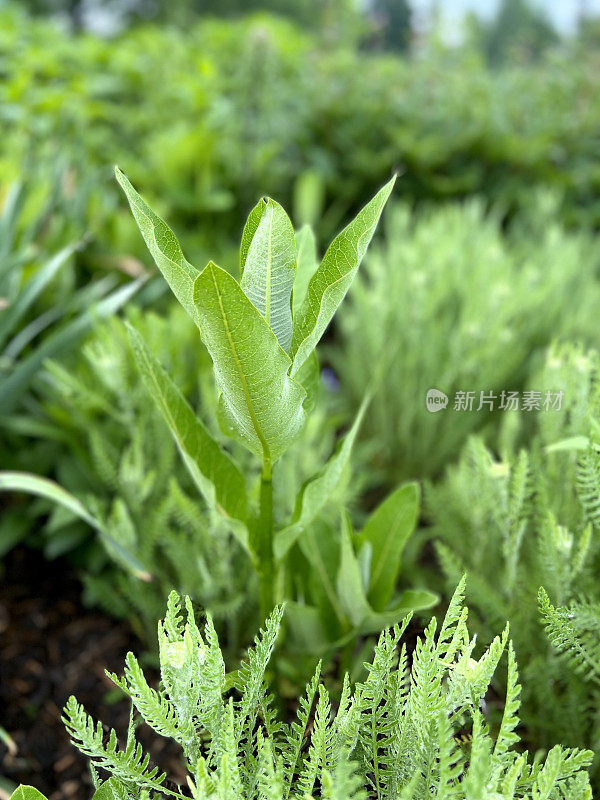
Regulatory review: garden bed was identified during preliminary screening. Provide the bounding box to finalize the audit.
[0,548,184,800]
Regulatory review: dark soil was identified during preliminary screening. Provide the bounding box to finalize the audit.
[0,547,184,800]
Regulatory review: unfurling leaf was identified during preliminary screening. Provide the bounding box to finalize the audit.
[293,224,318,317]
[336,512,429,634]
[240,198,296,353]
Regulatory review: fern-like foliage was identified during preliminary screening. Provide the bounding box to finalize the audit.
[539,589,600,684]
[331,203,600,484]
[63,584,594,799]
[424,342,600,786]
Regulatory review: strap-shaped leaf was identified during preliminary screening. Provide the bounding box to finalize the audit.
[0,240,79,349]
[193,261,306,464]
[115,167,199,318]
[357,482,420,611]
[240,198,296,353]
[127,325,249,549]
[274,400,367,561]
[290,175,396,376]
[0,472,151,580]
[0,277,143,414]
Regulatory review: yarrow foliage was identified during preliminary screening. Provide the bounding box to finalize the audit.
[53,579,594,799]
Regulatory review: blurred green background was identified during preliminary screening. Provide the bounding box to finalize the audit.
[3,0,600,790]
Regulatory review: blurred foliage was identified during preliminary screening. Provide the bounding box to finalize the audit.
[1,3,600,284]
[0,169,141,489]
[471,0,559,65]
[18,0,363,37]
[2,304,256,650]
[331,195,600,485]
[421,342,600,778]
[3,2,600,784]
[2,299,361,664]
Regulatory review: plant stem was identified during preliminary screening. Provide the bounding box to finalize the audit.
[258,457,274,617]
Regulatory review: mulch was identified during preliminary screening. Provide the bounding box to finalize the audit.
[0,547,184,800]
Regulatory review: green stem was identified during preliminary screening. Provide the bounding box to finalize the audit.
[258,457,274,617]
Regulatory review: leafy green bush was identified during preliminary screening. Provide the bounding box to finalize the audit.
[31,305,255,648]
[331,199,600,484]
[423,342,600,775]
[0,302,349,651]
[17,580,591,798]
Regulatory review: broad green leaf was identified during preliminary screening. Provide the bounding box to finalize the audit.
[91,781,119,800]
[193,261,306,464]
[240,198,296,352]
[337,513,434,635]
[115,167,199,318]
[92,778,133,800]
[274,400,367,561]
[290,175,396,376]
[240,197,267,276]
[390,589,438,617]
[545,435,590,453]
[9,787,48,800]
[283,601,359,656]
[357,482,420,611]
[0,472,151,580]
[293,224,318,317]
[127,325,249,549]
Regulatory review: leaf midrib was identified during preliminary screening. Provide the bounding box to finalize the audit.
[265,206,273,328]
